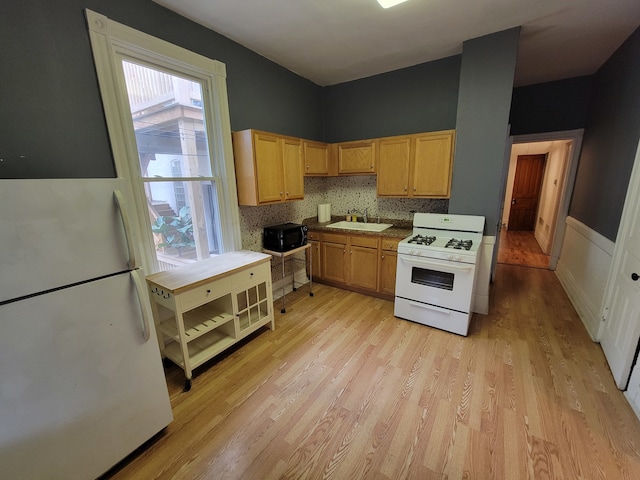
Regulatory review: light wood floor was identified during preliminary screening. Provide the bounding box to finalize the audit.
[498,229,550,269]
[103,265,640,479]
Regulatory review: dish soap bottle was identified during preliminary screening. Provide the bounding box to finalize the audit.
[346,210,351,222]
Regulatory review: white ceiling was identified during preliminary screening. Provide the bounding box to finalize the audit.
[153,0,640,87]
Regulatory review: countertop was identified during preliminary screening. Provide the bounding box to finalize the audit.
[302,216,412,239]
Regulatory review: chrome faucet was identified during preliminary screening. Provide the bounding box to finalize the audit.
[352,208,369,223]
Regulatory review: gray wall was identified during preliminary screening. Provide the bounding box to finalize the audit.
[448,28,521,236]
[323,56,461,143]
[0,0,323,179]
[509,76,592,136]
[568,27,640,241]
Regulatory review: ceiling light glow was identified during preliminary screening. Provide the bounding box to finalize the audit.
[377,0,410,8]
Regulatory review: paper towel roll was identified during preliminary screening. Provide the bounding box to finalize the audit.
[318,203,331,222]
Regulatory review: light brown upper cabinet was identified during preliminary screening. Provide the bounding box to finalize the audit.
[233,129,304,206]
[302,140,332,176]
[377,130,455,198]
[336,140,376,174]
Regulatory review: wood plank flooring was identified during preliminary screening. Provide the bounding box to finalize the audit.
[498,230,550,269]
[103,264,640,479]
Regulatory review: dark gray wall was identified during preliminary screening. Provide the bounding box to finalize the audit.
[323,56,461,143]
[569,27,640,241]
[0,0,323,179]
[509,76,592,135]
[448,28,521,236]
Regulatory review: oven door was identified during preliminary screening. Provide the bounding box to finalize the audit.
[395,253,476,313]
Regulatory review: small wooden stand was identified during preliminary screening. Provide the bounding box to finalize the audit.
[263,244,314,313]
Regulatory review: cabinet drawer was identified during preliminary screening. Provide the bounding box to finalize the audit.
[323,232,348,244]
[308,230,321,241]
[231,262,270,288]
[381,238,401,251]
[350,235,379,248]
[179,280,230,312]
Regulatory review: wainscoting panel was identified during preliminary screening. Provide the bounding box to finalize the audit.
[555,216,614,340]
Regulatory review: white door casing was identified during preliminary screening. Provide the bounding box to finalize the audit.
[600,138,640,389]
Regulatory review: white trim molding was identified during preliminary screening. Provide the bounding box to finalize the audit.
[555,216,615,340]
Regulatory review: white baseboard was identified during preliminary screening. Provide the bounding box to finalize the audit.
[554,217,614,340]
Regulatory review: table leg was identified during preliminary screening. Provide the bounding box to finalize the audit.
[309,244,314,297]
[281,254,286,313]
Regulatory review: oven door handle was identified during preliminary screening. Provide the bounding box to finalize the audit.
[408,301,451,315]
[399,256,474,272]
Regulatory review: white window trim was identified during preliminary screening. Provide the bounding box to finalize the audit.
[86,9,241,271]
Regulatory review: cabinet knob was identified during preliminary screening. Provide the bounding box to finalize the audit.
[413,187,416,191]
[381,255,385,259]
[404,187,407,191]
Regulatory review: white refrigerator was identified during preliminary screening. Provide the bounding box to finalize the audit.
[0,179,173,479]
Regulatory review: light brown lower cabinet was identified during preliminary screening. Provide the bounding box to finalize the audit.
[349,235,379,291]
[306,230,322,279]
[322,233,348,284]
[307,230,401,298]
[379,238,400,295]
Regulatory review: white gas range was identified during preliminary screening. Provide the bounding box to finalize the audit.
[394,213,485,336]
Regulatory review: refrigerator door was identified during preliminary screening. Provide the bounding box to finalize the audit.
[0,179,139,303]
[0,271,173,479]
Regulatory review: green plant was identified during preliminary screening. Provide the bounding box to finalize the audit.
[151,205,194,256]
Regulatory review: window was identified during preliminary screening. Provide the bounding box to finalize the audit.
[86,10,241,272]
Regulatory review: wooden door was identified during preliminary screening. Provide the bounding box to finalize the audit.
[282,137,304,200]
[377,136,411,196]
[508,154,546,230]
[412,132,454,197]
[349,246,378,291]
[600,142,640,388]
[254,133,284,204]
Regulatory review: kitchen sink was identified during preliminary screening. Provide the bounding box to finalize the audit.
[326,221,393,232]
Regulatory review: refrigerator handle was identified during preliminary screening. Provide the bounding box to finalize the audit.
[113,189,138,270]
[131,268,152,341]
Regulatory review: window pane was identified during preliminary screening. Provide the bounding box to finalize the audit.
[147,180,221,270]
[122,60,212,178]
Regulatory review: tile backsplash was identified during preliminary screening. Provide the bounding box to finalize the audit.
[239,176,448,251]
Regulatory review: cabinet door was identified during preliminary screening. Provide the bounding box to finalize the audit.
[377,136,411,196]
[235,280,271,335]
[303,140,330,175]
[412,131,454,198]
[337,140,375,174]
[350,245,378,291]
[307,231,322,279]
[323,241,347,283]
[379,250,398,295]
[254,132,285,203]
[282,137,304,200]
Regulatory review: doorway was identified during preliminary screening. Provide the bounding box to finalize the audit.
[497,130,583,270]
[508,154,547,231]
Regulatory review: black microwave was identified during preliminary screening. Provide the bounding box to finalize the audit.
[263,223,308,252]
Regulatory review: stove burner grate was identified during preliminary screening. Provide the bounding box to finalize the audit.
[407,234,436,246]
[445,238,473,250]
